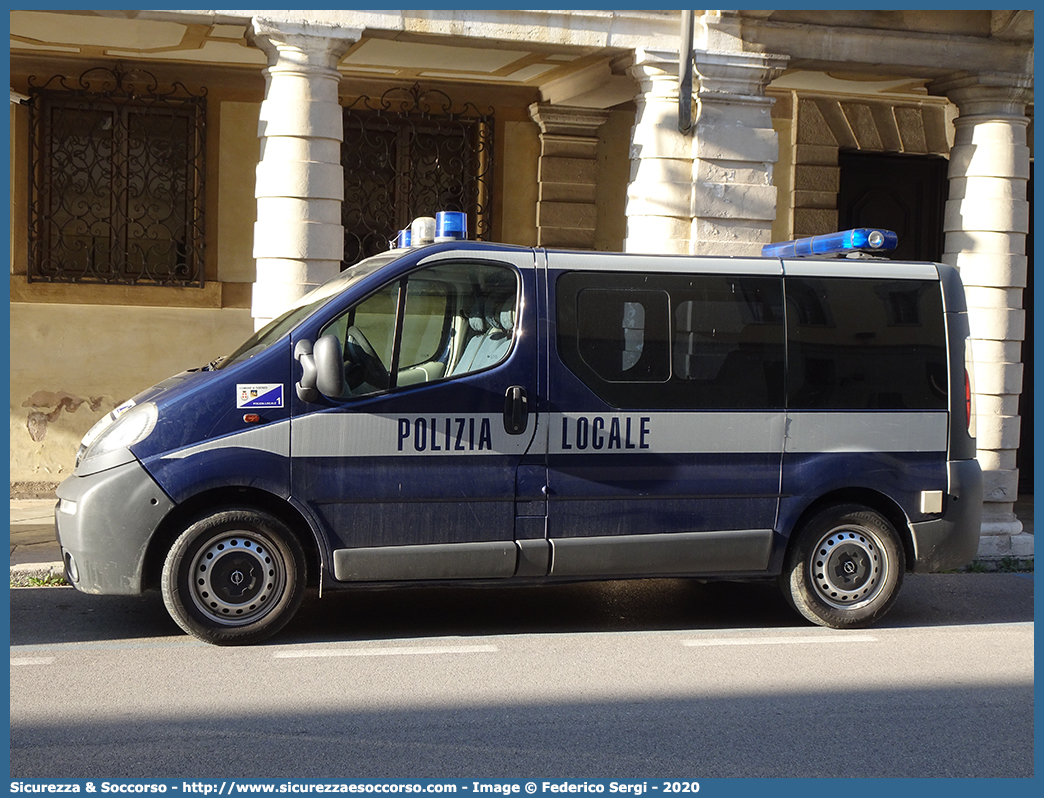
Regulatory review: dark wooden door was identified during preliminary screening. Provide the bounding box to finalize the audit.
[837,151,948,262]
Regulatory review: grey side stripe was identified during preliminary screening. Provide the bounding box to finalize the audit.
[161,410,947,461]
[785,412,947,453]
[550,412,784,455]
[552,411,946,455]
[161,420,290,460]
[292,413,533,458]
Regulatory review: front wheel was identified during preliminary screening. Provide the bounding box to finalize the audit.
[780,504,905,629]
[161,508,307,645]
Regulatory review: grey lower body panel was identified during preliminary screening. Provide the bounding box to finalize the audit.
[333,540,520,581]
[549,530,774,578]
[55,459,175,595]
[909,458,983,572]
[331,529,773,583]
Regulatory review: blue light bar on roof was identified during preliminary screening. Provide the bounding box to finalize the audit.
[435,211,468,242]
[761,228,898,258]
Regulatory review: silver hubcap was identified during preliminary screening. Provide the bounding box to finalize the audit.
[189,531,285,626]
[810,524,887,610]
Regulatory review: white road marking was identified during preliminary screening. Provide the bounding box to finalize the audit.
[272,644,498,659]
[10,656,56,666]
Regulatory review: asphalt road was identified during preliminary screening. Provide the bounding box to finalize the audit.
[9,573,1035,779]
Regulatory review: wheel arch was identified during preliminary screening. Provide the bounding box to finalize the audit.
[782,488,915,570]
[142,486,322,591]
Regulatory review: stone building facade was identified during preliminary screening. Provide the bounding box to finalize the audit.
[8,10,1033,558]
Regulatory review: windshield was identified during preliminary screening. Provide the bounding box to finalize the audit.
[215,252,403,370]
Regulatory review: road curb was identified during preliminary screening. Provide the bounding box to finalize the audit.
[10,560,66,586]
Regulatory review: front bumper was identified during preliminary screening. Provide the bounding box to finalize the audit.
[909,458,984,572]
[55,459,175,595]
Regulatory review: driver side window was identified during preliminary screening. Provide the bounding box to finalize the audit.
[320,261,518,398]
[320,281,398,395]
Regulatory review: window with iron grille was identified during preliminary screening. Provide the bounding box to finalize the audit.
[341,85,494,267]
[27,65,206,286]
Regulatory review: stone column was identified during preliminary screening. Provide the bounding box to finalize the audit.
[690,50,788,256]
[528,103,610,249]
[624,48,692,255]
[624,47,787,257]
[248,20,359,329]
[932,72,1033,557]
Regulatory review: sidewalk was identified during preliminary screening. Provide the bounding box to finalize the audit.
[10,498,65,582]
[8,495,1036,583]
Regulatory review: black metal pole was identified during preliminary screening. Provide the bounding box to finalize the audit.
[678,9,695,134]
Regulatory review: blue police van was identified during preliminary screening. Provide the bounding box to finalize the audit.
[55,215,983,644]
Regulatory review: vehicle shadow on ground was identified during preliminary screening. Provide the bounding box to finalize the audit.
[8,571,1033,647]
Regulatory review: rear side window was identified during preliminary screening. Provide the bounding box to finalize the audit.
[556,272,785,409]
[576,289,671,382]
[786,276,948,410]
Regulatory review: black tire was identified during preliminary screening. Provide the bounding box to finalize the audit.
[161,508,307,645]
[780,504,905,629]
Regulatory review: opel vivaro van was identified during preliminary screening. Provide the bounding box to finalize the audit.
[55,218,983,644]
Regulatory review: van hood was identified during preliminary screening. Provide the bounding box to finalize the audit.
[125,368,207,407]
[133,342,293,462]
[68,341,293,479]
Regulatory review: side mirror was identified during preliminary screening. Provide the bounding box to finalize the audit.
[295,339,318,402]
[295,336,345,401]
[313,335,346,398]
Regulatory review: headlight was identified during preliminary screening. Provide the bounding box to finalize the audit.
[76,399,135,460]
[77,402,158,467]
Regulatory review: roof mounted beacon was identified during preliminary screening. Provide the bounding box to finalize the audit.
[762,228,899,259]
[435,210,467,243]
[389,211,468,250]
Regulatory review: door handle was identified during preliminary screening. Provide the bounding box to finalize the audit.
[503,385,529,435]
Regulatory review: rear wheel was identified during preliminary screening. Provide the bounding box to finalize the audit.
[161,508,306,645]
[781,504,905,629]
